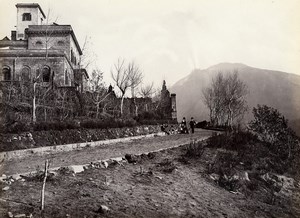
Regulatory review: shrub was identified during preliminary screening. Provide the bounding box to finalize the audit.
[80,118,137,129]
[207,131,257,151]
[248,105,299,159]
[185,140,205,158]
[6,120,32,133]
[33,121,79,131]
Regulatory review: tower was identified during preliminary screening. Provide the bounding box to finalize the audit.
[171,94,177,120]
[15,3,46,40]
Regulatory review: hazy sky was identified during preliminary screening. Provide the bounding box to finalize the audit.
[1,0,300,87]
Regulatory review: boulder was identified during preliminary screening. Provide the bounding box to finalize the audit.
[68,165,85,174]
[12,174,22,181]
[96,205,110,214]
[2,186,9,191]
[7,212,13,218]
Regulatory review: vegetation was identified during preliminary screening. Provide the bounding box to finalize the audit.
[248,105,300,171]
[202,71,248,129]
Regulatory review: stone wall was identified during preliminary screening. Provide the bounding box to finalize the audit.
[0,125,161,152]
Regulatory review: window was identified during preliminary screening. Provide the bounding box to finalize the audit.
[22,13,31,21]
[36,41,42,46]
[2,67,11,81]
[21,67,31,82]
[42,66,51,82]
[71,50,74,63]
[57,41,65,46]
[65,70,69,85]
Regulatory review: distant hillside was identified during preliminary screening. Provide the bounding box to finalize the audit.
[170,63,300,135]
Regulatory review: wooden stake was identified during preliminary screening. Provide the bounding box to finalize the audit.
[41,160,49,216]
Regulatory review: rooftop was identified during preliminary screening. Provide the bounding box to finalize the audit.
[15,3,46,19]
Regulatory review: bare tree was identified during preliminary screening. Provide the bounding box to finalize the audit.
[88,69,111,118]
[127,61,143,116]
[79,36,97,73]
[32,8,58,123]
[202,71,248,128]
[111,59,145,116]
[139,82,154,98]
[127,62,143,97]
[110,58,130,116]
[139,82,154,112]
[224,71,248,127]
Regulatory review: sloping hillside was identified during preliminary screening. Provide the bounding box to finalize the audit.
[170,63,300,132]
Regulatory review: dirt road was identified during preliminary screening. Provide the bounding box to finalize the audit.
[1,129,214,176]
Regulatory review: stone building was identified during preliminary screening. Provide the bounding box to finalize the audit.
[160,80,177,120]
[0,3,88,90]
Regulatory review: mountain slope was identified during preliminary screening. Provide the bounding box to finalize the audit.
[170,63,300,132]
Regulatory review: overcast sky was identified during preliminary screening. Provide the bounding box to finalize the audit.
[1,0,300,87]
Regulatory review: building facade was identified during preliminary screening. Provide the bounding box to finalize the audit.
[160,80,177,120]
[0,3,88,90]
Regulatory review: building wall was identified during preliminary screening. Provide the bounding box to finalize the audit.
[0,56,73,87]
[16,7,44,40]
[171,94,177,120]
[28,35,70,53]
[69,35,80,67]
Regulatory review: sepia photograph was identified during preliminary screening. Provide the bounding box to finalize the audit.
[0,0,299,217]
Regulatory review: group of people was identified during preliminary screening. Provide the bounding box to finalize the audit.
[180,117,196,134]
[160,117,197,135]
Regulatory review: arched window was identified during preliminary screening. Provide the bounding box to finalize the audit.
[2,67,11,81]
[42,66,51,82]
[57,41,65,46]
[64,70,69,85]
[21,67,31,82]
[36,41,42,46]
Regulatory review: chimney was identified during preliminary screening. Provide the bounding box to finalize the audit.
[11,31,16,41]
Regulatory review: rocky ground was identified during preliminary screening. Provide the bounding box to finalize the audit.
[1,129,213,176]
[0,133,300,218]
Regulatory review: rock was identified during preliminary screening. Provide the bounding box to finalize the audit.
[12,174,22,181]
[68,165,85,174]
[147,152,155,159]
[48,170,58,177]
[155,175,163,180]
[96,205,110,214]
[102,161,108,168]
[233,172,250,182]
[14,214,26,218]
[209,173,220,181]
[7,212,13,218]
[2,186,9,191]
[0,174,7,182]
[26,132,33,139]
[110,157,123,162]
[125,154,138,163]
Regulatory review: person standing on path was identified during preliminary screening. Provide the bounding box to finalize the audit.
[181,117,189,134]
[189,117,196,134]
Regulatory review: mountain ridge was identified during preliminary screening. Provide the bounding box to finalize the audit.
[170,63,300,134]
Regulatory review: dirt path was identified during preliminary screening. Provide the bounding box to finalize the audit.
[1,129,214,176]
[1,137,298,218]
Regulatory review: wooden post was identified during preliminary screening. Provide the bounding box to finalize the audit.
[33,82,37,123]
[41,159,49,216]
